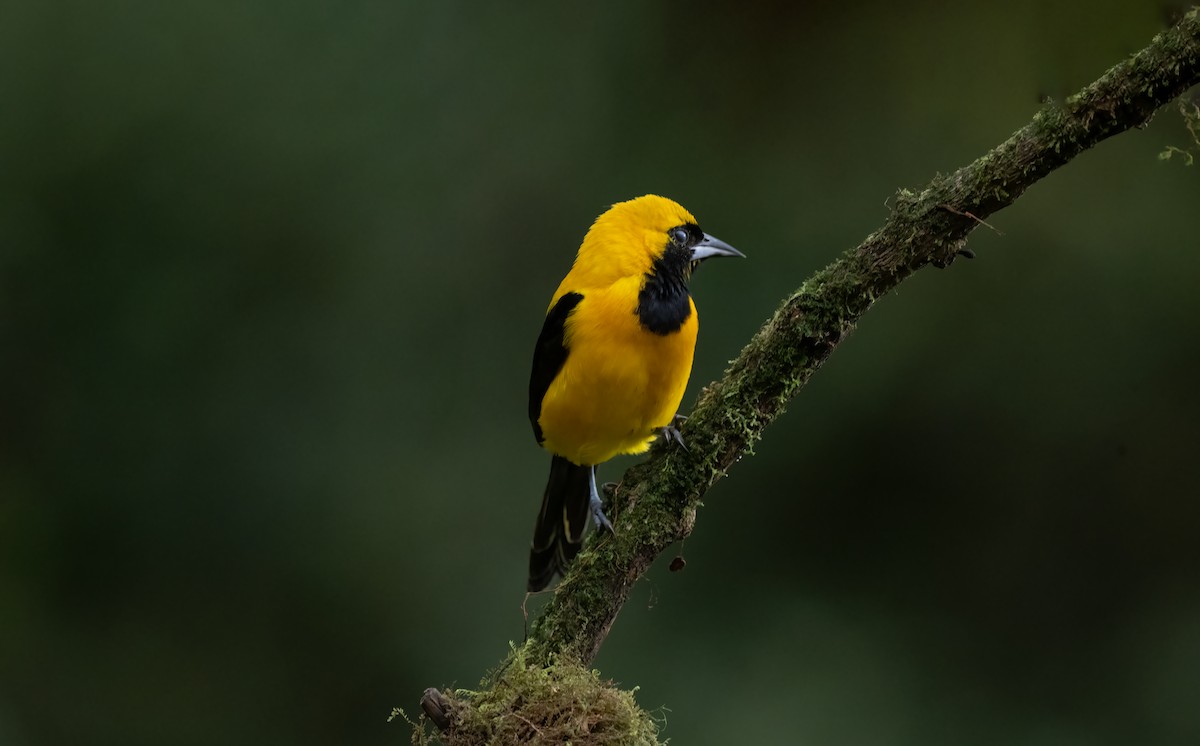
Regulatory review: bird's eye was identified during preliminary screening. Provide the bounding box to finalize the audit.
[671,227,690,246]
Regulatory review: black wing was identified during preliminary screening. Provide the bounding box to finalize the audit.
[528,291,584,444]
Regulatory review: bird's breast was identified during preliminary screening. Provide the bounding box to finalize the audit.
[538,282,698,465]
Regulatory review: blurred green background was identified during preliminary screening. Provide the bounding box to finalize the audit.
[3,0,1199,744]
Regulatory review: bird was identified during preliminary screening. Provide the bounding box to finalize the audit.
[527,195,744,592]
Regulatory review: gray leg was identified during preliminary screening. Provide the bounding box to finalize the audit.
[588,466,615,534]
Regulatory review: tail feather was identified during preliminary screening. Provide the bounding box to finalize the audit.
[528,455,591,592]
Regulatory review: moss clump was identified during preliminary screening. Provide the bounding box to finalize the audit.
[416,647,663,745]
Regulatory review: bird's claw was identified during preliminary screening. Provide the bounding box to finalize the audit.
[588,467,616,534]
[661,414,688,451]
[590,498,615,534]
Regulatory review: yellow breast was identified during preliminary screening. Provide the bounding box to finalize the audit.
[537,278,698,466]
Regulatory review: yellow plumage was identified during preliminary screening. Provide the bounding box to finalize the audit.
[526,194,742,591]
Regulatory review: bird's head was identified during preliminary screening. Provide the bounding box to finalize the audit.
[572,195,744,288]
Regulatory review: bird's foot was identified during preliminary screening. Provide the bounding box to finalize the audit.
[588,466,616,534]
[589,492,615,534]
[661,414,688,451]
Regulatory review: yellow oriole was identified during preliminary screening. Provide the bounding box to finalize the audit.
[527,195,744,591]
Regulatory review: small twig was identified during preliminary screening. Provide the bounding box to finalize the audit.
[511,712,545,737]
[939,204,1005,235]
[420,688,453,732]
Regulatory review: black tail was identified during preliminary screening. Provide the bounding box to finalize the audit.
[528,455,591,592]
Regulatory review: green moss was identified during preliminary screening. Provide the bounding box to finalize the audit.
[1159,99,1200,164]
[417,647,663,746]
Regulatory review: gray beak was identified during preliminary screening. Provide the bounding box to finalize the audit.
[690,233,746,261]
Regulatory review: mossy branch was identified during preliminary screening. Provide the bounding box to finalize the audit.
[421,8,1200,743]
[523,7,1200,665]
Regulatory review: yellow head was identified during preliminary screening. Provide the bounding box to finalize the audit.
[563,195,743,292]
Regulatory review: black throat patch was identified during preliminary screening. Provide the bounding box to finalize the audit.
[636,242,693,335]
